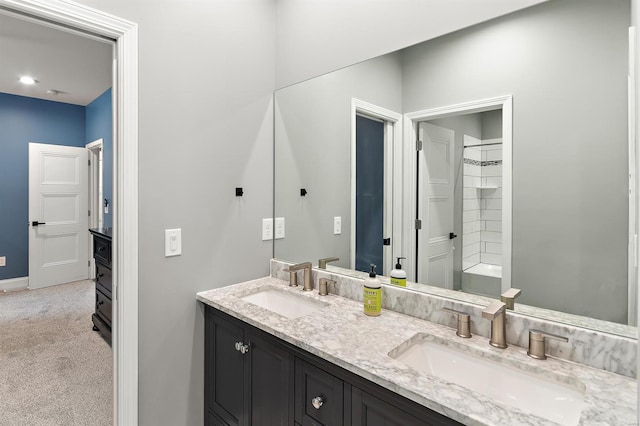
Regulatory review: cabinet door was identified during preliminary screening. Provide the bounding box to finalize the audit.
[295,358,344,426]
[352,387,456,426]
[246,329,293,425]
[206,309,247,426]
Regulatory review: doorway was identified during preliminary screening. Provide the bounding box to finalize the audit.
[351,99,402,276]
[404,95,512,293]
[0,1,139,424]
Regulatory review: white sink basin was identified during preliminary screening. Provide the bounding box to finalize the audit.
[240,287,327,319]
[389,335,585,426]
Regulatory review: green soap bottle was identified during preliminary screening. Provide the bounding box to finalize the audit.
[363,264,381,316]
[390,257,407,287]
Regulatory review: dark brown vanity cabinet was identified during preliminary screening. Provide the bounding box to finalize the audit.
[205,307,293,426]
[90,228,112,344]
[204,306,461,426]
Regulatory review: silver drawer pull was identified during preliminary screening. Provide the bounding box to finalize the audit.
[311,396,324,410]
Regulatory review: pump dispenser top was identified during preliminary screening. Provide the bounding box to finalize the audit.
[390,257,407,287]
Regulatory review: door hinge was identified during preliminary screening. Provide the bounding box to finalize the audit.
[88,260,91,267]
[383,238,391,246]
[415,219,422,230]
[88,210,91,216]
[88,159,91,166]
[416,140,423,151]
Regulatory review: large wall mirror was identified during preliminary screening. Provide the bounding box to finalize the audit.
[274,0,636,337]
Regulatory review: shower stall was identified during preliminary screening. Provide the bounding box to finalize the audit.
[460,136,503,297]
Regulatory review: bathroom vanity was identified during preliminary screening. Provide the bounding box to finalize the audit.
[204,306,457,426]
[198,271,637,426]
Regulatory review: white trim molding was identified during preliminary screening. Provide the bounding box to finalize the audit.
[403,95,513,290]
[0,1,140,425]
[0,276,29,292]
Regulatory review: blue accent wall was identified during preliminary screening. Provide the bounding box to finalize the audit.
[0,93,86,280]
[86,88,113,228]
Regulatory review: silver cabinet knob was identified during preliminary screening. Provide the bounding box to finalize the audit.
[311,396,324,410]
[234,341,250,354]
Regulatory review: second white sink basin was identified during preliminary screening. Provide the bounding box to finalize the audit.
[389,335,585,426]
[240,287,327,319]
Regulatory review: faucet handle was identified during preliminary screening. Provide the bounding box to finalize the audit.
[283,268,298,287]
[318,257,340,269]
[481,300,506,320]
[527,329,569,360]
[441,307,471,338]
[501,288,522,310]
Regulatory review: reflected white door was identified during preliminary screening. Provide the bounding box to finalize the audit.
[417,123,455,289]
[29,143,89,289]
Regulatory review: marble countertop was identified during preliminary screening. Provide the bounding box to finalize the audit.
[197,277,637,426]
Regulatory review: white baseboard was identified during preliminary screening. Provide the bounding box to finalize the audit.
[0,276,28,292]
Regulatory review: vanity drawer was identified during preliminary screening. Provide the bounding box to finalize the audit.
[93,235,111,265]
[95,263,112,296]
[96,288,112,326]
[295,357,344,426]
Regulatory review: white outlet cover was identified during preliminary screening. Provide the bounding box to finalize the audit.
[334,216,342,235]
[275,217,285,239]
[262,218,273,241]
[165,229,182,257]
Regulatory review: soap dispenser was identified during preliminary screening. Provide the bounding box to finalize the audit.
[390,257,407,287]
[363,264,382,316]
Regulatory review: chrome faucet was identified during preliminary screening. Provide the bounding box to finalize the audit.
[318,257,339,269]
[285,262,313,291]
[441,307,472,338]
[482,301,507,348]
[501,288,522,310]
[527,329,568,360]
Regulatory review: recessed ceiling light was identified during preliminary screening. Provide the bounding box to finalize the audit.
[19,76,38,85]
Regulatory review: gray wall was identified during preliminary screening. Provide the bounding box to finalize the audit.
[275,53,403,270]
[75,0,275,424]
[274,0,548,88]
[481,109,502,140]
[402,0,630,323]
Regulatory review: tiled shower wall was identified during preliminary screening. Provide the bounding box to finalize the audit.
[462,137,503,270]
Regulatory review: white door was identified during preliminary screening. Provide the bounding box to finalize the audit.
[417,123,455,288]
[29,143,89,289]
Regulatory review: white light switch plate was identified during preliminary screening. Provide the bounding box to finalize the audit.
[275,217,285,239]
[334,216,342,235]
[165,229,182,257]
[262,218,273,240]
[0,256,5,267]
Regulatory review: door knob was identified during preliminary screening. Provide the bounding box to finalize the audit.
[31,221,46,226]
[449,232,457,239]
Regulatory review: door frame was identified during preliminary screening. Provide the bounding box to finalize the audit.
[351,98,402,275]
[403,95,512,291]
[87,138,103,280]
[0,1,140,424]
[87,138,104,231]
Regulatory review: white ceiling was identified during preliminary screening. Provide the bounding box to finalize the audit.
[0,11,112,106]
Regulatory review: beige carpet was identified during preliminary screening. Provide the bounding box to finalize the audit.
[0,279,112,425]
